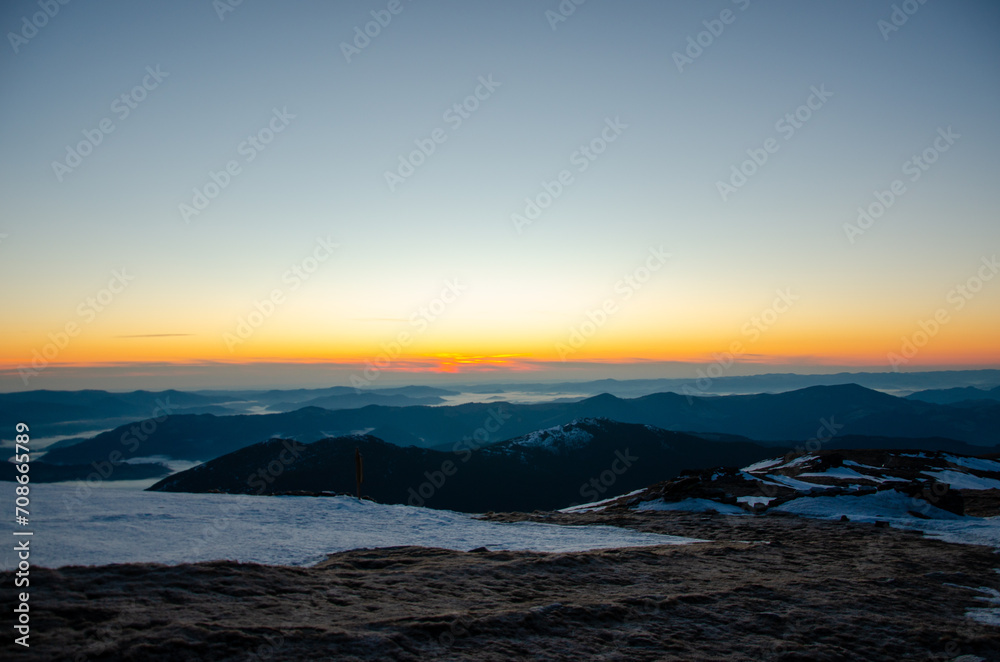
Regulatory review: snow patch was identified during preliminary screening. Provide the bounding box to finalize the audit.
[559,488,646,513]
[0,483,702,570]
[920,470,1000,491]
[799,466,869,480]
[740,471,791,489]
[780,454,818,469]
[744,454,817,474]
[764,473,833,492]
[508,422,594,452]
[742,457,785,472]
[943,455,1000,474]
[798,466,899,483]
[737,495,776,507]
[772,490,965,521]
[947,585,1000,627]
[635,498,746,515]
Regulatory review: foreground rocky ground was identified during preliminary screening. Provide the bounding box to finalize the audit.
[4,510,999,661]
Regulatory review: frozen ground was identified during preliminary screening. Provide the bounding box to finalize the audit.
[14,508,999,661]
[771,490,1000,549]
[635,498,746,515]
[1,483,701,569]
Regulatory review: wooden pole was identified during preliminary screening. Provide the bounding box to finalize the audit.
[354,447,364,500]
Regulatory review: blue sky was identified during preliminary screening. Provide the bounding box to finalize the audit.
[1,0,998,390]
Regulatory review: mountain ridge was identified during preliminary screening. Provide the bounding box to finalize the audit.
[40,384,1000,467]
[148,419,784,512]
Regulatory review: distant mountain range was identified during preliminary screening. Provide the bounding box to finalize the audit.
[148,419,784,512]
[5,371,1000,441]
[905,385,1000,405]
[0,386,459,440]
[40,384,1000,468]
[441,369,1000,397]
[0,460,171,483]
[265,391,447,412]
[147,417,1000,513]
[0,389,236,439]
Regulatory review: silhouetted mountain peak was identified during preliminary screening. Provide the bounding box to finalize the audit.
[578,393,623,406]
[148,420,782,511]
[314,433,391,449]
[769,383,900,405]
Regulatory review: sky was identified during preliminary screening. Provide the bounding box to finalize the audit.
[1,0,998,391]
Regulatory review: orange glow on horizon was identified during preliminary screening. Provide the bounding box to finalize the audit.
[424,354,535,374]
[3,315,1000,374]
[4,349,1000,375]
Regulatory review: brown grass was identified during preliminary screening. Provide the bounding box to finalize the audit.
[3,511,998,661]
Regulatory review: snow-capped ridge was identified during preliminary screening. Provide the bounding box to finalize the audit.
[501,418,609,452]
[567,449,1000,548]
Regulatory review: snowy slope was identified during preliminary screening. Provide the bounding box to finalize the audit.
[0,483,701,570]
[565,449,1000,549]
[509,421,594,451]
[771,491,1000,548]
[493,419,595,452]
